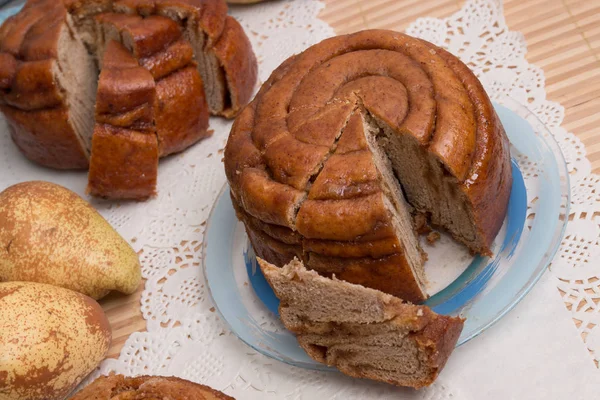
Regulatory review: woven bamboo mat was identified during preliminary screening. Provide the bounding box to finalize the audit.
[104,0,600,359]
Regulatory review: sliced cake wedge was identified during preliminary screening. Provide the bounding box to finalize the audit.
[258,257,464,389]
[87,40,158,199]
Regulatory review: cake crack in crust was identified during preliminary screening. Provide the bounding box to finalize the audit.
[0,2,96,169]
[225,30,512,303]
[0,0,258,199]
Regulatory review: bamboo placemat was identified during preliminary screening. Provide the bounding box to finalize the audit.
[103,0,600,359]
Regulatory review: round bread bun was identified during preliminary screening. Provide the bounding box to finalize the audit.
[72,374,234,399]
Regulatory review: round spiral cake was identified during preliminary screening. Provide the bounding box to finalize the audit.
[224,30,512,303]
[0,0,257,199]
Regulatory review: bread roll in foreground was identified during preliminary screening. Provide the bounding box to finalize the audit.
[72,374,234,400]
[258,258,464,388]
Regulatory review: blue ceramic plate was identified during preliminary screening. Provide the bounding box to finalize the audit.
[206,98,570,370]
[0,2,23,18]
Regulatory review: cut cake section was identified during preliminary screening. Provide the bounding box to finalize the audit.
[297,110,428,302]
[258,258,464,389]
[87,40,158,199]
[94,12,210,157]
[0,4,97,169]
[224,30,513,303]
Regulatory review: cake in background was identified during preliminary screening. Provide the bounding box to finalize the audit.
[0,0,258,200]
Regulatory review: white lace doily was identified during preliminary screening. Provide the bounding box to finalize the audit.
[0,0,598,397]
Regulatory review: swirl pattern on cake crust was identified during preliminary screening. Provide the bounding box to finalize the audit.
[224,30,512,303]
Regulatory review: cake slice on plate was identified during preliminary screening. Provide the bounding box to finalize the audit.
[258,257,464,389]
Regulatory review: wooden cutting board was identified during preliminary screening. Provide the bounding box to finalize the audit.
[104,0,600,359]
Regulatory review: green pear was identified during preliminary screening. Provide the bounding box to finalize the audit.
[0,181,141,299]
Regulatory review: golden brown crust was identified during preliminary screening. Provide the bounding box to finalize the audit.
[0,4,45,55]
[0,52,17,89]
[97,13,210,157]
[296,194,396,241]
[72,374,235,399]
[238,168,307,227]
[212,15,258,117]
[139,38,194,80]
[96,12,181,58]
[224,102,262,190]
[240,195,425,302]
[114,0,156,15]
[155,0,228,45]
[227,0,267,3]
[88,13,211,198]
[88,40,158,199]
[306,252,426,303]
[154,65,210,156]
[239,195,427,303]
[2,60,62,110]
[231,194,302,245]
[307,145,380,201]
[15,2,66,61]
[225,30,512,299]
[95,43,155,128]
[1,105,89,169]
[0,1,90,169]
[239,198,428,302]
[124,15,181,57]
[0,0,257,176]
[413,308,464,381]
[432,45,512,251]
[131,0,256,116]
[303,237,399,259]
[88,125,159,199]
[246,224,304,267]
